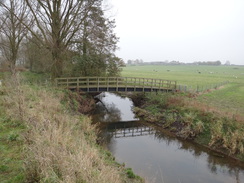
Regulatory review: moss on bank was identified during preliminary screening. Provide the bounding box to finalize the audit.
[130,92,244,161]
[0,74,143,183]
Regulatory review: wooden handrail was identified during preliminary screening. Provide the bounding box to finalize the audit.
[55,77,177,92]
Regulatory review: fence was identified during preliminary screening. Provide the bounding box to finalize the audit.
[176,81,229,93]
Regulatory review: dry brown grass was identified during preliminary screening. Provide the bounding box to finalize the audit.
[2,74,139,183]
[167,95,244,123]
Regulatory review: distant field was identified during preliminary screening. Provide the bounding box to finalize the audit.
[121,65,244,116]
[121,65,244,87]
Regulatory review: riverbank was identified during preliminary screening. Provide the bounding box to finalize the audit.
[0,74,143,183]
[129,91,244,162]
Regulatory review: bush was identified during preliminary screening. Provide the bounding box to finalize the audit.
[126,168,136,178]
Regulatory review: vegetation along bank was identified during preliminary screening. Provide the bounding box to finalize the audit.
[0,74,143,183]
[130,90,244,162]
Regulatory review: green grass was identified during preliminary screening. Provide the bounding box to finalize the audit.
[0,111,25,183]
[0,74,26,182]
[122,65,244,117]
[198,83,244,115]
[21,71,51,84]
[122,65,244,87]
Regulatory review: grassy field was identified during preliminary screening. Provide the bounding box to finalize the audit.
[122,65,244,116]
[122,65,244,87]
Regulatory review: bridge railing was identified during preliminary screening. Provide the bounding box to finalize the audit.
[55,77,177,91]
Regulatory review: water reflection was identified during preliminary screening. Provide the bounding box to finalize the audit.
[93,92,138,122]
[99,122,154,138]
[98,121,244,183]
[93,93,244,183]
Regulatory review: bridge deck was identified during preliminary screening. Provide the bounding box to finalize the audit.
[55,77,177,93]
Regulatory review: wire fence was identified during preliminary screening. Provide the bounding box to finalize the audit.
[176,81,229,93]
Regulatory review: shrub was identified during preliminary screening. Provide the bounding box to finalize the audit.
[209,120,223,147]
[126,168,136,178]
[182,112,196,126]
[193,120,204,134]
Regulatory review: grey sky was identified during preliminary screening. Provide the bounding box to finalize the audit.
[109,0,244,65]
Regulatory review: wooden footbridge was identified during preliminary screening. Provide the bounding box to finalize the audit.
[55,77,177,93]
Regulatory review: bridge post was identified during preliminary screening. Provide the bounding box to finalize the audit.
[170,81,172,92]
[87,78,89,92]
[116,77,118,92]
[134,78,136,91]
[77,78,79,89]
[142,78,145,92]
[158,79,161,91]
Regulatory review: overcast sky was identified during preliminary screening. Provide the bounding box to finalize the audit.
[108,0,244,65]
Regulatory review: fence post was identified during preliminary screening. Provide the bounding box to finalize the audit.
[97,77,99,92]
[77,78,79,89]
[87,78,89,92]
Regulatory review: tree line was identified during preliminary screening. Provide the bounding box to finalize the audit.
[0,0,123,79]
[193,61,222,66]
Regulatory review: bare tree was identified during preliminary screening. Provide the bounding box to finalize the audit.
[0,0,29,73]
[23,0,100,79]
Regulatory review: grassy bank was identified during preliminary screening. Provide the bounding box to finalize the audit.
[0,104,25,182]
[197,83,244,115]
[131,92,244,161]
[0,74,143,183]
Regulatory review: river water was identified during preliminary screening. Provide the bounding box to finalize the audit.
[92,92,244,183]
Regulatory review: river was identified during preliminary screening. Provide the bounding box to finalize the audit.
[92,92,244,183]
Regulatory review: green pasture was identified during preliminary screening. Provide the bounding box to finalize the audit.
[121,65,244,87]
[121,65,244,116]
